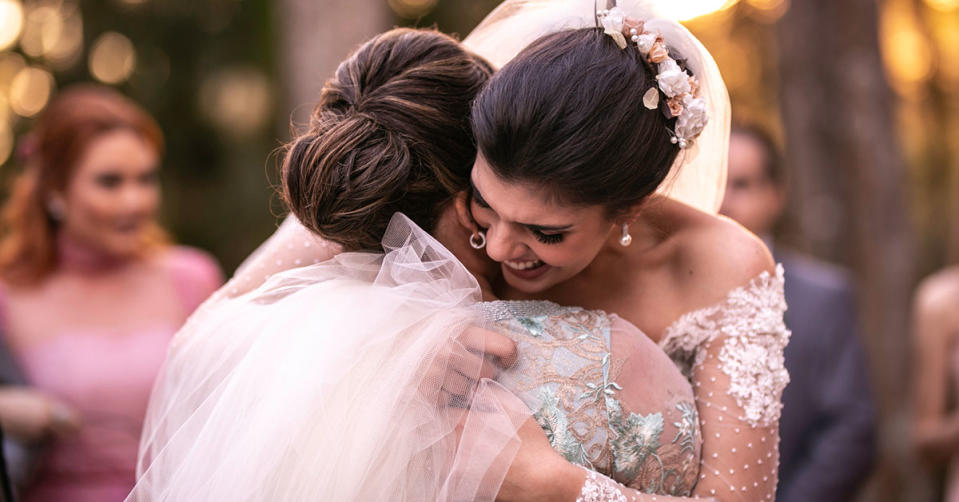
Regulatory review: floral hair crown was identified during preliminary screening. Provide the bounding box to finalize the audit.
[597,7,708,149]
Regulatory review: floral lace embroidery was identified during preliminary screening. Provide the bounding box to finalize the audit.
[658,265,790,427]
[607,400,699,495]
[485,301,701,495]
[577,469,629,502]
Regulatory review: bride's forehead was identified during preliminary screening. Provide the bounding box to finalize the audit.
[471,157,592,222]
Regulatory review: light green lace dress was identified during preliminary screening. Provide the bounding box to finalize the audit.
[486,300,702,496]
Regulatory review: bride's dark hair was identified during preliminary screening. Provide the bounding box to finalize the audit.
[471,27,681,216]
[283,28,493,251]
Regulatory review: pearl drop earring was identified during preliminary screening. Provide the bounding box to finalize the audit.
[619,224,632,247]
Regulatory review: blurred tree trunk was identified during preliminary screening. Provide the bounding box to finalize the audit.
[776,1,921,500]
[277,0,390,132]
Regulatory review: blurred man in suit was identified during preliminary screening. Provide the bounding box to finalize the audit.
[721,124,876,502]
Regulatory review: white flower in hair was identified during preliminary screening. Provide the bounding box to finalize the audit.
[600,7,627,49]
[656,59,691,98]
[675,96,708,141]
[635,33,658,55]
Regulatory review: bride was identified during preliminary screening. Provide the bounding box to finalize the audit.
[129,1,788,501]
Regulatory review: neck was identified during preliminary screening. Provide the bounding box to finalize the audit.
[57,231,129,274]
[433,205,500,300]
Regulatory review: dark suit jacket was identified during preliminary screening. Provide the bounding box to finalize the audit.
[776,249,876,502]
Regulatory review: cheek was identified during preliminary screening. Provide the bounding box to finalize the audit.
[536,236,604,269]
[66,183,117,224]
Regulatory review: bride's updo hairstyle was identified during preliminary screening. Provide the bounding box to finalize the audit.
[283,28,492,251]
[471,27,682,216]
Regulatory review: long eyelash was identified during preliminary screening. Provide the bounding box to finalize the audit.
[533,230,564,245]
[470,191,491,209]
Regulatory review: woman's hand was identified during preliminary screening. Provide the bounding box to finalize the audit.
[0,387,80,441]
[496,416,585,502]
[430,326,517,408]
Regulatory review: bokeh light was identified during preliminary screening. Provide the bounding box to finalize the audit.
[0,0,23,51]
[0,51,25,93]
[19,1,82,69]
[880,2,935,93]
[0,119,13,165]
[89,31,136,84]
[199,66,272,139]
[927,11,959,84]
[9,66,53,117]
[388,0,438,19]
[20,2,60,58]
[924,0,959,12]
[46,2,82,70]
[744,0,789,23]
[655,0,739,22]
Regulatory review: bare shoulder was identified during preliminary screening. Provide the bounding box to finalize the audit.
[649,199,775,309]
[914,265,959,326]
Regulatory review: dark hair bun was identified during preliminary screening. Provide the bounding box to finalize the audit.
[282,28,492,251]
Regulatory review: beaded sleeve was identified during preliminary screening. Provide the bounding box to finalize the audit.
[658,265,790,501]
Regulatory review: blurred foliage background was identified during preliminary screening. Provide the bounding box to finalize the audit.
[0,0,956,499]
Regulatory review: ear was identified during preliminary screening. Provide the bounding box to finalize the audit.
[613,201,644,227]
[453,191,479,232]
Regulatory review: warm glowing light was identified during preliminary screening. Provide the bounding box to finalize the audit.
[20,3,61,58]
[924,0,959,12]
[710,38,761,92]
[656,0,739,21]
[931,14,959,83]
[47,2,82,70]
[0,0,23,51]
[0,119,12,165]
[9,66,53,117]
[199,66,272,139]
[388,0,438,19]
[880,3,934,90]
[0,52,24,92]
[89,31,136,84]
[745,0,789,22]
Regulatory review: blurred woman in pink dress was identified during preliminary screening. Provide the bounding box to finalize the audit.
[0,84,222,501]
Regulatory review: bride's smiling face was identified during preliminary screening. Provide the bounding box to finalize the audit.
[469,155,616,293]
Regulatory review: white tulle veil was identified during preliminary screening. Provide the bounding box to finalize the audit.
[464,0,730,214]
[128,215,531,501]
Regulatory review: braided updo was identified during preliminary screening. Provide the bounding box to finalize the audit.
[282,28,493,251]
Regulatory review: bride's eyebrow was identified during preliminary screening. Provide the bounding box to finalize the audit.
[470,180,492,208]
[470,180,573,232]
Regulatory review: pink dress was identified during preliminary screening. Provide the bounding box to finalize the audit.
[0,244,222,502]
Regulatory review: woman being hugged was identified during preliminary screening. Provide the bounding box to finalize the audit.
[0,85,221,502]
[131,26,713,502]
[461,4,790,500]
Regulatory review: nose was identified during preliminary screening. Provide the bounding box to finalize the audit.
[120,183,158,215]
[484,223,528,263]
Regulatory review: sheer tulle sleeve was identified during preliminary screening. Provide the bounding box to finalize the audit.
[658,265,790,501]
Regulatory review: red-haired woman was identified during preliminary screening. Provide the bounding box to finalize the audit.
[0,84,222,501]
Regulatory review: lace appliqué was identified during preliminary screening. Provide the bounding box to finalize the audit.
[658,265,790,428]
[577,469,629,502]
[485,301,701,496]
